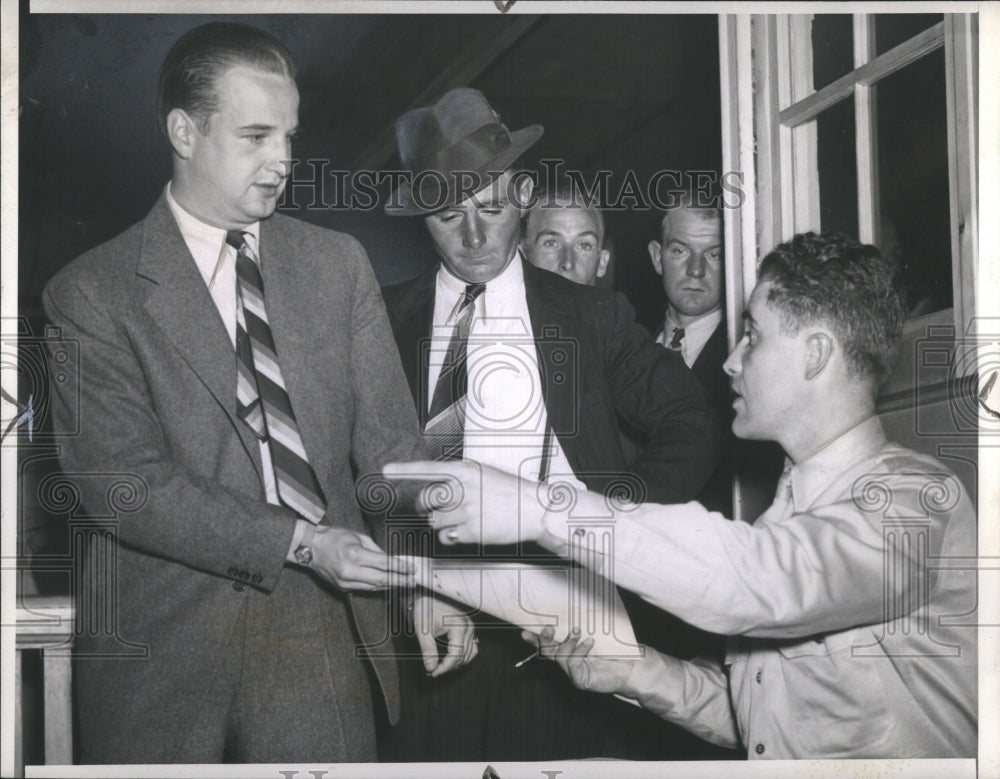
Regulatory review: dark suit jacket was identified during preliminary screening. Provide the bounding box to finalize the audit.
[382,259,724,506]
[42,195,424,761]
[691,321,731,410]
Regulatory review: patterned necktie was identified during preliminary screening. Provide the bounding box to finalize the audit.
[668,326,685,351]
[424,283,486,460]
[229,230,327,523]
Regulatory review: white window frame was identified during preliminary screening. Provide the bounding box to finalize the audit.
[719,12,978,518]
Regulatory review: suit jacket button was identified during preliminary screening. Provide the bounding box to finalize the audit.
[251,573,263,584]
[232,580,246,592]
[227,566,239,578]
[239,569,250,581]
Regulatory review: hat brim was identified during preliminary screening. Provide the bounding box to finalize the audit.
[385,125,544,216]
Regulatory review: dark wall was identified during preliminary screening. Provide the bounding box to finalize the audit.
[19,10,721,332]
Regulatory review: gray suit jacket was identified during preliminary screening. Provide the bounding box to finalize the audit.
[43,195,424,759]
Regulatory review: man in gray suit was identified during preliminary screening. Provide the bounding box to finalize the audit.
[43,22,473,764]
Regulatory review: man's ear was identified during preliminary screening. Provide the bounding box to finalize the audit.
[166,108,199,160]
[804,332,834,381]
[596,249,611,279]
[514,175,535,213]
[648,241,663,275]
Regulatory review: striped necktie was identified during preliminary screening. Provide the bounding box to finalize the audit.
[423,282,485,460]
[668,326,685,351]
[229,230,327,523]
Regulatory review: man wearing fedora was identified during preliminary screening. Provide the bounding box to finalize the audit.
[379,87,725,761]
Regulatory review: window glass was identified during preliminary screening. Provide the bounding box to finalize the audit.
[876,48,952,316]
[811,14,854,90]
[875,13,943,55]
[817,97,858,239]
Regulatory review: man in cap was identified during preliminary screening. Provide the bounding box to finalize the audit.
[379,86,724,761]
[42,22,473,764]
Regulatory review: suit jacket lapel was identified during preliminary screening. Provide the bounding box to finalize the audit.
[137,196,264,476]
[255,217,338,494]
[522,261,583,471]
[388,266,437,425]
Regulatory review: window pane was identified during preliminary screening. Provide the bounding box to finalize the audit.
[876,49,951,317]
[817,97,858,239]
[875,13,943,55]
[812,14,854,90]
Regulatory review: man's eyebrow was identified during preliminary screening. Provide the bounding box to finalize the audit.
[741,310,756,325]
[237,123,277,132]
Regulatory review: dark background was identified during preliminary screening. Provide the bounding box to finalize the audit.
[18,10,723,336]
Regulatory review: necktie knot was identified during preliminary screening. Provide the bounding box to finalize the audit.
[225,229,247,251]
[462,283,486,309]
[668,327,685,350]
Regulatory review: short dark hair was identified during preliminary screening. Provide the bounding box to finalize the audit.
[157,22,295,134]
[758,232,905,385]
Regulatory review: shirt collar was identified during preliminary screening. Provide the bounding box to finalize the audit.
[789,414,887,512]
[664,307,723,341]
[437,249,524,323]
[165,182,261,287]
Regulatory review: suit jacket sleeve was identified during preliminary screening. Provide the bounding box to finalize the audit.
[43,268,296,593]
[604,291,726,504]
[343,237,428,546]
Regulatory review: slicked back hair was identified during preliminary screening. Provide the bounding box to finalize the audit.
[157,22,295,134]
[757,232,905,386]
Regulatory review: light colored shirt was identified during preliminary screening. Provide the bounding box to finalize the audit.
[430,254,584,489]
[538,415,977,758]
[165,184,307,557]
[655,308,723,369]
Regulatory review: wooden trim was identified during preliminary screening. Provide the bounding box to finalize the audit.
[780,21,944,128]
[776,15,796,238]
[719,13,756,524]
[854,14,880,245]
[753,15,783,255]
[944,13,978,343]
[786,15,820,233]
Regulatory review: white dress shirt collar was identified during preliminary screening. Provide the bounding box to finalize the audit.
[789,414,886,513]
[657,307,723,368]
[437,250,525,323]
[164,182,260,287]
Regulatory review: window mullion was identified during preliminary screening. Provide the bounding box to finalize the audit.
[854,14,880,246]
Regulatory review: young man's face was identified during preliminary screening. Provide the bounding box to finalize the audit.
[179,65,299,229]
[723,281,805,442]
[649,208,723,326]
[523,204,609,286]
[424,172,530,284]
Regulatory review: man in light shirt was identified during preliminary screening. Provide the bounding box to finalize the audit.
[388,231,978,759]
[380,86,724,761]
[42,22,473,764]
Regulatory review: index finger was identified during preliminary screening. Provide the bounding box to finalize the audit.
[382,461,453,479]
[351,545,416,575]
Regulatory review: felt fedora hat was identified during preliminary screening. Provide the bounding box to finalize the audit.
[386,87,543,216]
